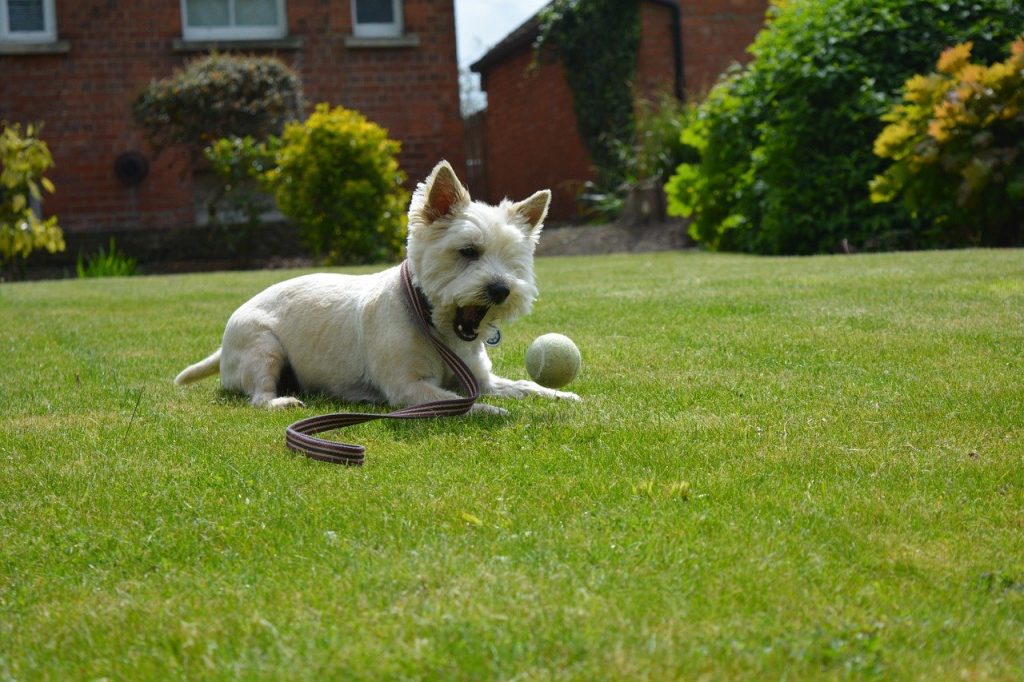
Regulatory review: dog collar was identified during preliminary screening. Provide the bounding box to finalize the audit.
[406,264,435,328]
[413,285,435,328]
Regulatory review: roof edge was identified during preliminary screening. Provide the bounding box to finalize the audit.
[468,0,681,76]
[469,9,545,74]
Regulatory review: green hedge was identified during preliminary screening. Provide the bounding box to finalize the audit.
[666,0,1024,254]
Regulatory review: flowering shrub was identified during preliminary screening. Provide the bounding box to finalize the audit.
[870,39,1024,246]
[133,55,303,152]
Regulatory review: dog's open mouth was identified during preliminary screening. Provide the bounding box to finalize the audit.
[454,305,489,341]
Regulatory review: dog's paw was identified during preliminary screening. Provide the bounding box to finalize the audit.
[265,396,305,410]
[554,390,581,402]
[471,402,509,417]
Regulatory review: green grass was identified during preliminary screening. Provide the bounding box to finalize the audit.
[1,250,1022,679]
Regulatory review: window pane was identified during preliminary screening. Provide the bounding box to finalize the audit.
[8,0,45,31]
[236,0,277,26]
[186,0,229,27]
[355,0,394,24]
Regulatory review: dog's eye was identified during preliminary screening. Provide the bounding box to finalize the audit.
[459,246,481,260]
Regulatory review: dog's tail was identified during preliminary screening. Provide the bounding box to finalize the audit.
[174,349,221,385]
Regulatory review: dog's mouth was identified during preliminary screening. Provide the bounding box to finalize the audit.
[454,305,489,341]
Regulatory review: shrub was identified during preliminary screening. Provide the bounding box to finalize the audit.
[666,0,1024,254]
[76,238,137,278]
[133,54,304,152]
[203,135,281,236]
[629,94,698,187]
[264,103,408,264]
[870,40,1024,246]
[0,123,64,266]
[580,94,698,223]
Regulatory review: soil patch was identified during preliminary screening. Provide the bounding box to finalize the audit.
[536,219,691,257]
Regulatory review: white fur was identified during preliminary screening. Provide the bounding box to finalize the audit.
[174,160,581,414]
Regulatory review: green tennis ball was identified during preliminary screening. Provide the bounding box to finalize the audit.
[525,333,581,388]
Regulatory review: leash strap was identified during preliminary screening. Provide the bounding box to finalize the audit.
[284,260,479,465]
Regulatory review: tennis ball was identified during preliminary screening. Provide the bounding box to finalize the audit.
[525,333,581,388]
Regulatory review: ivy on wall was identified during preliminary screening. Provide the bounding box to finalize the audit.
[536,0,641,187]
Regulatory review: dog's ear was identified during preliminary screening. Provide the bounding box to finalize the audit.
[512,190,551,235]
[415,160,470,222]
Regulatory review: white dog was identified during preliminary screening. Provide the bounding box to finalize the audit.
[174,160,580,414]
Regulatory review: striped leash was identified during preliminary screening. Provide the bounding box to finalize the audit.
[284,260,479,465]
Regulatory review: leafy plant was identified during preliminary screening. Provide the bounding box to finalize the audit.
[629,93,698,186]
[576,181,626,223]
[579,94,697,223]
[0,122,64,269]
[203,135,281,242]
[75,238,137,278]
[870,39,1024,246]
[264,103,408,264]
[133,54,304,153]
[666,0,1024,254]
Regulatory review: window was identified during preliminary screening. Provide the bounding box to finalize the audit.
[181,0,287,41]
[352,0,402,39]
[0,0,56,43]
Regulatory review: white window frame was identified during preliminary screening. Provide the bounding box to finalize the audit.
[0,0,57,43]
[351,0,403,39]
[181,0,287,42]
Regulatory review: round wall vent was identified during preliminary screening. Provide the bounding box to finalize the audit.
[114,152,149,187]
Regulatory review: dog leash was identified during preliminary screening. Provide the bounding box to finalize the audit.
[284,260,479,465]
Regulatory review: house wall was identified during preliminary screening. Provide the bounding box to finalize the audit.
[475,0,767,222]
[635,0,681,99]
[478,47,593,221]
[679,0,768,96]
[0,0,464,242]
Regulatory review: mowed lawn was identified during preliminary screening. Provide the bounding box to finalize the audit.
[1,249,1022,679]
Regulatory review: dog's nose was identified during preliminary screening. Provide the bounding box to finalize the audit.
[487,282,511,304]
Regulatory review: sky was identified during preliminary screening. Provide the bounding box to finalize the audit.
[453,0,551,68]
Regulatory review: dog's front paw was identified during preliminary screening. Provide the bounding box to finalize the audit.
[265,396,305,410]
[554,390,581,402]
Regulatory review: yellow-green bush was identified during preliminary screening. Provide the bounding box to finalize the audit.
[871,39,1024,246]
[265,104,408,264]
[0,123,64,265]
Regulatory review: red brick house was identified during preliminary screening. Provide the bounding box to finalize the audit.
[470,0,768,221]
[0,0,464,264]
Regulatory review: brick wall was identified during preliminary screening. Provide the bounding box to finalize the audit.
[679,0,767,96]
[479,47,594,221]
[474,0,767,222]
[0,0,464,242]
[636,1,682,99]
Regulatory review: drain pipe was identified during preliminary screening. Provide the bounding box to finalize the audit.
[670,0,685,99]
